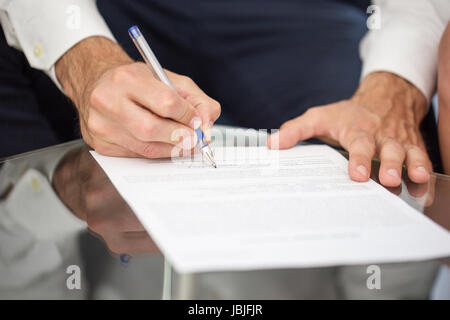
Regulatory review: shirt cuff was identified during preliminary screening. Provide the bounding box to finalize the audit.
[360,29,438,104]
[359,0,449,104]
[0,0,116,90]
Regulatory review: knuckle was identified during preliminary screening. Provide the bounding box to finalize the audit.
[352,135,376,154]
[379,125,400,142]
[136,121,158,141]
[380,140,405,158]
[179,75,194,86]
[89,87,107,109]
[111,64,134,83]
[305,107,318,117]
[132,61,146,71]
[84,191,102,212]
[388,138,403,150]
[87,115,103,136]
[407,148,430,167]
[280,119,295,130]
[379,135,398,147]
[358,134,375,147]
[404,144,422,153]
[343,128,362,146]
[212,100,221,118]
[353,116,379,132]
[206,99,221,121]
[160,92,179,116]
[87,215,105,234]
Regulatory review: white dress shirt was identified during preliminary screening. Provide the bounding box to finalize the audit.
[360,0,450,103]
[0,0,449,101]
[0,0,115,90]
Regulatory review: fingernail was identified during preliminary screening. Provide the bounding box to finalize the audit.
[387,169,400,179]
[269,131,280,149]
[416,166,428,174]
[190,117,202,129]
[356,165,368,177]
[181,135,196,150]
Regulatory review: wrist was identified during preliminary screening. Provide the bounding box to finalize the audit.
[351,72,428,123]
[55,36,133,110]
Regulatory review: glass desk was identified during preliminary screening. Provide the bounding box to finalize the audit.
[0,127,449,299]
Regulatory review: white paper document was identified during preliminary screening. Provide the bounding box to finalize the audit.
[91,145,450,273]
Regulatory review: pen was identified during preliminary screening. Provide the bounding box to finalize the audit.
[128,25,216,168]
[120,253,131,264]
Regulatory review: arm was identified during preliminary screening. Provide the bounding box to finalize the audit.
[52,146,159,254]
[269,0,450,187]
[438,23,450,175]
[0,0,221,157]
[361,0,450,103]
[0,0,116,89]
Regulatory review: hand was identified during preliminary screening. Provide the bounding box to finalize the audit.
[438,22,450,175]
[55,37,221,158]
[268,72,432,187]
[53,146,159,255]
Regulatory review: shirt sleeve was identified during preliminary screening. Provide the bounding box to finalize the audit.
[0,0,116,90]
[360,0,450,103]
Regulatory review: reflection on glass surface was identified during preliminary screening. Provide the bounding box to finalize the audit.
[0,135,449,299]
[0,141,164,299]
[340,149,450,236]
[52,145,159,256]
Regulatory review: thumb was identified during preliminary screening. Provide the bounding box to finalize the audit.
[267,108,320,149]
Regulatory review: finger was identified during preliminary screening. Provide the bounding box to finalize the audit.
[120,138,182,159]
[184,94,220,137]
[386,185,402,196]
[94,129,182,159]
[344,132,376,182]
[126,63,201,128]
[404,145,432,183]
[378,138,406,187]
[116,101,197,146]
[404,175,435,207]
[89,137,141,158]
[90,204,147,233]
[109,232,160,255]
[267,108,322,149]
[167,71,221,133]
[87,109,193,157]
[404,179,429,199]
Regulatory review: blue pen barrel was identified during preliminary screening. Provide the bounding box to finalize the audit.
[128,25,215,167]
[128,25,141,39]
[195,128,206,147]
